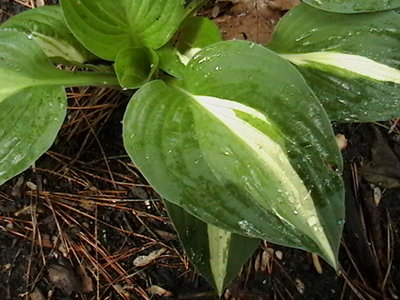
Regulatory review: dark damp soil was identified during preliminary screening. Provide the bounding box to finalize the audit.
[0,1,399,299]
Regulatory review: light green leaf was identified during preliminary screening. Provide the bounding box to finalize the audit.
[303,0,400,13]
[158,16,222,78]
[60,0,185,60]
[165,200,259,295]
[0,87,66,186]
[1,5,95,64]
[114,47,158,89]
[123,41,345,268]
[0,30,119,104]
[268,4,400,122]
[0,30,118,185]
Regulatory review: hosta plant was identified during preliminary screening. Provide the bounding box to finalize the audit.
[0,0,399,295]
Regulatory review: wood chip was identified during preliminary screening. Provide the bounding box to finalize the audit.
[147,285,173,297]
[274,250,283,260]
[36,0,45,7]
[26,181,37,191]
[311,253,323,274]
[29,287,45,300]
[373,186,382,206]
[133,248,167,267]
[335,134,348,151]
[260,248,274,273]
[295,278,305,294]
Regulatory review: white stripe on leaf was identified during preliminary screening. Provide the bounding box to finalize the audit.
[281,52,400,84]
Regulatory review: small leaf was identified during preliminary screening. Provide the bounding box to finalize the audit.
[114,47,158,89]
[268,4,400,122]
[123,41,345,268]
[303,0,400,13]
[61,0,185,60]
[1,5,95,63]
[165,200,258,295]
[158,16,222,78]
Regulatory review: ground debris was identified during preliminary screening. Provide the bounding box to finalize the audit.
[47,264,80,296]
[133,248,167,267]
[29,287,45,300]
[204,0,300,44]
[361,126,400,188]
[147,285,173,297]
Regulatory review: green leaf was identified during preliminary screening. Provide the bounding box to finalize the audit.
[123,41,345,268]
[60,0,185,60]
[165,200,259,295]
[114,47,159,89]
[0,30,118,185]
[268,4,400,122]
[1,5,95,64]
[0,29,119,103]
[0,87,66,186]
[303,0,400,13]
[158,16,222,78]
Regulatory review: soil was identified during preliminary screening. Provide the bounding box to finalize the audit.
[0,1,399,300]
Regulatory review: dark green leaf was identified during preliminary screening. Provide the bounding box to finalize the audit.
[165,200,259,295]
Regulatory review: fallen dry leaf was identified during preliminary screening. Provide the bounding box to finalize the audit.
[212,0,300,43]
[362,127,400,189]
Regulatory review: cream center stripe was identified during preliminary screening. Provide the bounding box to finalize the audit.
[281,52,400,84]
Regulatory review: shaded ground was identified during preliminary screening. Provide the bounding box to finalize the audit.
[0,1,399,299]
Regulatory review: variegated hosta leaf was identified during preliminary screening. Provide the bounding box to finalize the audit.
[1,5,95,64]
[303,0,400,13]
[165,200,259,295]
[268,4,400,122]
[123,41,345,268]
[60,0,185,60]
[158,16,222,78]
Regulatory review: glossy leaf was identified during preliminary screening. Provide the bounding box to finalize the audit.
[1,5,94,64]
[0,30,118,185]
[0,87,66,185]
[61,0,185,60]
[123,41,345,268]
[268,4,400,122]
[114,47,159,89]
[158,16,222,78]
[303,0,400,13]
[165,200,259,295]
